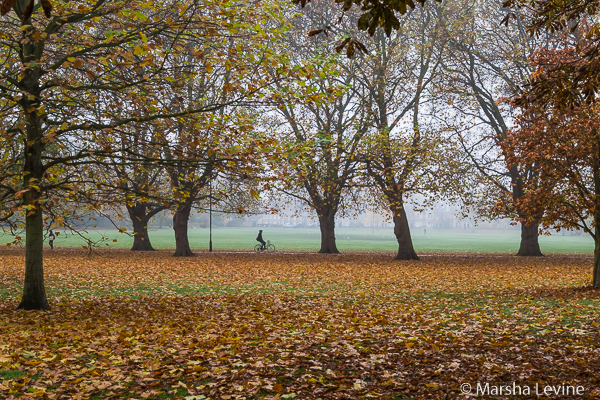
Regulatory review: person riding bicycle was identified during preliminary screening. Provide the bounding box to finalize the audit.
[256,229,266,250]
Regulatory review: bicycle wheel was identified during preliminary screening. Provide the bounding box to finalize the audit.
[254,244,262,252]
[267,244,276,253]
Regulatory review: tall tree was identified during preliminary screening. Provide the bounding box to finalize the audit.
[358,3,460,260]
[114,129,168,251]
[502,0,600,286]
[157,61,275,257]
[505,90,600,286]
[270,5,369,253]
[0,0,279,309]
[438,0,557,256]
[272,65,368,254]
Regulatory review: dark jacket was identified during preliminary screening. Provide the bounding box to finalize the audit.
[256,232,264,242]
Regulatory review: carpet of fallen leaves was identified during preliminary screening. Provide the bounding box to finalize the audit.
[0,250,599,400]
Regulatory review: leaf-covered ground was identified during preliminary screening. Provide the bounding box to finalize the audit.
[0,250,599,399]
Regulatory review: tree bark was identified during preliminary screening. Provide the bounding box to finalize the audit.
[594,238,600,289]
[391,206,419,261]
[512,168,543,257]
[592,148,600,288]
[131,216,155,251]
[516,220,544,256]
[18,103,49,309]
[127,203,166,251]
[173,203,194,257]
[318,208,339,254]
[18,199,49,310]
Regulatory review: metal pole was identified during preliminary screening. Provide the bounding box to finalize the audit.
[209,181,213,252]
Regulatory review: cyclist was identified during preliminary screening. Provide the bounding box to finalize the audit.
[256,229,266,250]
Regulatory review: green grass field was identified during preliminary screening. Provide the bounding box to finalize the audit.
[2,226,593,254]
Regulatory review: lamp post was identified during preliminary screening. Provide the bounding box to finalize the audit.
[209,180,213,252]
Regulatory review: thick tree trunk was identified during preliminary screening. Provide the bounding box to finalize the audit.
[128,205,155,251]
[516,220,544,256]
[594,238,600,289]
[318,208,339,254]
[131,218,155,251]
[173,204,194,257]
[391,206,419,261]
[14,18,52,310]
[18,106,49,310]
[592,154,600,288]
[18,202,49,310]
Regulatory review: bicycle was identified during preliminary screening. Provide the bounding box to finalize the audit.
[254,240,276,253]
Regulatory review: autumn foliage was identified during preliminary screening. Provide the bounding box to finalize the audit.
[503,32,600,287]
[1,251,599,399]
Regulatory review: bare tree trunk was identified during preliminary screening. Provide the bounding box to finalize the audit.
[516,219,543,256]
[318,208,339,254]
[173,204,194,257]
[594,208,600,288]
[391,206,419,261]
[18,200,49,310]
[127,204,166,251]
[592,155,600,288]
[131,217,155,251]
[18,107,49,310]
[594,238,600,289]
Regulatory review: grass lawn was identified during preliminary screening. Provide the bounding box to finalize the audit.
[0,250,599,399]
[2,226,593,254]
